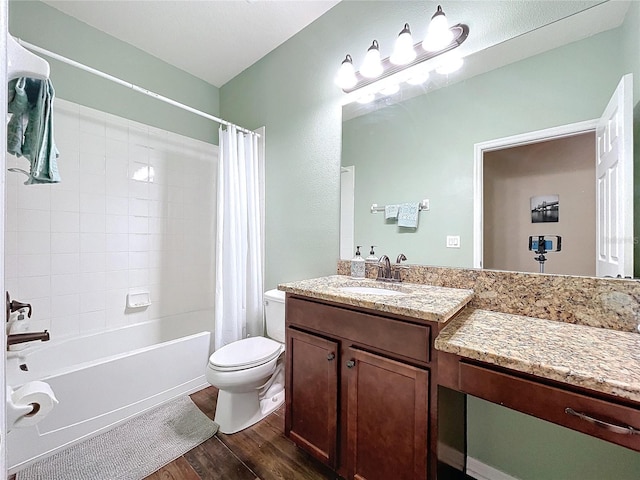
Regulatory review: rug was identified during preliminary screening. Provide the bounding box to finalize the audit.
[17,396,219,480]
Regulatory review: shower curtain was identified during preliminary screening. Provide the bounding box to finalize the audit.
[214,125,264,350]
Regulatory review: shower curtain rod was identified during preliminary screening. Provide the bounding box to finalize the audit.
[16,38,260,137]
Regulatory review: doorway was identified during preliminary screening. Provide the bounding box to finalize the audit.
[473,120,598,274]
[482,132,596,275]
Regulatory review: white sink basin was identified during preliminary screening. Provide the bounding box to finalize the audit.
[339,286,407,296]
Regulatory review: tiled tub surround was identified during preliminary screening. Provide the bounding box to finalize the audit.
[278,275,473,322]
[435,309,640,403]
[337,261,640,332]
[5,99,217,338]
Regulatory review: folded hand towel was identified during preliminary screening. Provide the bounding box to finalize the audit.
[7,77,60,184]
[385,204,399,219]
[398,203,420,228]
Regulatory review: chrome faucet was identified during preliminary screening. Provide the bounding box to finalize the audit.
[377,255,392,281]
[377,254,408,282]
[394,253,407,281]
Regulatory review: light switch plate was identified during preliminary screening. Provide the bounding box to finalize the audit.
[446,235,460,248]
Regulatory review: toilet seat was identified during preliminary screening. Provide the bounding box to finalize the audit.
[209,337,283,372]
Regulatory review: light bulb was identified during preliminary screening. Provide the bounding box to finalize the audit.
[379,84,399,96]
[356,93,375,104]
[402,65,430,85]
[436,55,463,74]
[406,70,430,85]
[335,54,357,90]
[360,40,383,78]
[390,23,416,66]
[423,5,454,52]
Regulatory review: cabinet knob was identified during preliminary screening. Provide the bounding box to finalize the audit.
[346,360,356,368]
[327,353,335,361]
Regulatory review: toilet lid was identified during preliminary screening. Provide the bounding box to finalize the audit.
[209,337,283,370]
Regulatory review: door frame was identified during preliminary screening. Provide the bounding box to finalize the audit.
[473,119,598,269]
[340,166,355,260]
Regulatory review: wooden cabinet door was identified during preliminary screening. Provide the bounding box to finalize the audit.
[346,348,429,480]
[286,328,339,467]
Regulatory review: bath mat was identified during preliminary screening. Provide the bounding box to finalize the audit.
[16,396,219,480]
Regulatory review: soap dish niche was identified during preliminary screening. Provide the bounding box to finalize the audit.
[126,292,151,309]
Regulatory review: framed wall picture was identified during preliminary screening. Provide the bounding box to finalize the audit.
[531,194,559,223]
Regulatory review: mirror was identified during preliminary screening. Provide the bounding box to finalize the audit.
[341,1,639,277]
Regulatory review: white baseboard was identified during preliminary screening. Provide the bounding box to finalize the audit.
[437,441,465,471]
[466,457,520,480]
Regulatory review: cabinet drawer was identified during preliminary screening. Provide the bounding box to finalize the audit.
[459,362,640,452]
[287,296,430,363]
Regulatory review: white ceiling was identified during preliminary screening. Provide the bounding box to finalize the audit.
[41,0,340,88]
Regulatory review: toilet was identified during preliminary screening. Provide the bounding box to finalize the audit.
[206,289,286,434]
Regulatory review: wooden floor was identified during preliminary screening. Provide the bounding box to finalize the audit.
[145,386,338,480]
[9,386,469,480]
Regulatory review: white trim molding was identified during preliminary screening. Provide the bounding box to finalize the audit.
[472,119,598,269]
[437,441,465,471]
[466,457,521,480]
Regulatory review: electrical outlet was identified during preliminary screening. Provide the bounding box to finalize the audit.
[446,235,460,248]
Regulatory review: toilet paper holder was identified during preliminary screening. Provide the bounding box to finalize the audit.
[6,381,59,431]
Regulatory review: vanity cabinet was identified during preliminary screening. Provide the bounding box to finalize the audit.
[285,294,432,480]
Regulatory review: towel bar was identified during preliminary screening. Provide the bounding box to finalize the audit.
[371,199,430,213]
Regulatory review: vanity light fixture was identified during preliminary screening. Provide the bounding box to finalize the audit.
[335,4,468,103]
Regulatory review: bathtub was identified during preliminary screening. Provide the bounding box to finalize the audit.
[6,312,213,473]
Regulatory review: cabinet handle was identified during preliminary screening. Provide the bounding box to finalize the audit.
[327,353,335,361]
[346,360,356,368]
[565,408,640,435]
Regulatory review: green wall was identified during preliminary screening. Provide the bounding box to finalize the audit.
[343,27,624,268]
[468,396,640,480]
[9,0,220,144]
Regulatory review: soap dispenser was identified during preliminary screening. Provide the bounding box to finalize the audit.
[351,246,366,278]
[365,246,379,264]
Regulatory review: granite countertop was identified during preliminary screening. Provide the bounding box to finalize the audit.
[278,275,474,323]
[435,308,640,403]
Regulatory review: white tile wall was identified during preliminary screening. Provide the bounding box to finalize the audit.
[6,99,218,338]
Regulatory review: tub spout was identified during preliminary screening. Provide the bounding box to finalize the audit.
[7,330,50,347]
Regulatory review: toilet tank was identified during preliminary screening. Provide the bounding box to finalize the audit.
[264,289,286,343]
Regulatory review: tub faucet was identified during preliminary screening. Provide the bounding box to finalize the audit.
[7,330,49,347]
[6,291,32,321]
